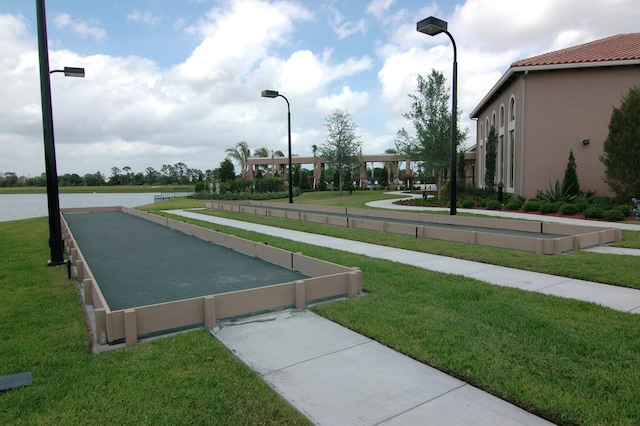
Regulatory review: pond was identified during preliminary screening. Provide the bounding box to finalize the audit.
[0,193,158,222]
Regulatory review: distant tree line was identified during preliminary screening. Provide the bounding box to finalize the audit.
[0,162,220,188]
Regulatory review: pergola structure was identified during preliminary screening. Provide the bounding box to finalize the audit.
[246,153,413,189]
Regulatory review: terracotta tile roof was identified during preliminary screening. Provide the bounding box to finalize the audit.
[511,33,640,67]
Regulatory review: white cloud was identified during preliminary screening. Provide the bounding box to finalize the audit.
[326,4,367,39]
[3,0,640,177]
[53,13,107,41]
[315,86,369,115]
[126,10,162,27]
[366,0,395,18]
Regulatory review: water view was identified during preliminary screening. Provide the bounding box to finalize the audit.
[0,193,158,222]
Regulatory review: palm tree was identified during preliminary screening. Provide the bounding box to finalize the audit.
[253,147,270,177]
[385,148,400,188]
[225,141,250,179]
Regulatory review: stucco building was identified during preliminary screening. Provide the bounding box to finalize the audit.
[470,33,640,198]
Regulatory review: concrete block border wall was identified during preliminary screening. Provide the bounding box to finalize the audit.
[203,200,621,255]
[60,206,362,348]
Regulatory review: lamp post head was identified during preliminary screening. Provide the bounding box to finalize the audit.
[417,16,448,36]
[261,89,279,98]
[63,67,85,77]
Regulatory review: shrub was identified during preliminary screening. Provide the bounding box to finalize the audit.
[584,206,605,219]
[485,200,502,210]
[505,201,520,210]
[603,209,625,222]
[615,205,632,217]
[523,200,540,212]
[539,202,560,214]
[559,203,578,216]
[462,199,475,208]
[587,195,617,210]
[538,179,577,203]
[572,199,589,212]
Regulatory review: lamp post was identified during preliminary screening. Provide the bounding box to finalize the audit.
[261,89,293,203]
[417,16,458,215]
[36,0,85,265]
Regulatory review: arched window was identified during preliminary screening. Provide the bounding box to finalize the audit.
[509,96,516,121]
[499,105,505,128]
[491,112,496,129]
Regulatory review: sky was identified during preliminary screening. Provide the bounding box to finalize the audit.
[1,0,639,178]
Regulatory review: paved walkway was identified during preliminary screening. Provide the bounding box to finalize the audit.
[163,207,640,425]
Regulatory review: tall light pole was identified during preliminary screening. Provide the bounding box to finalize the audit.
[417,16,458,215]
[261,89,293,203]
[36,0,85,265]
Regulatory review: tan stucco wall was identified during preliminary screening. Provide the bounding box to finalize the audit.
[474,65,640,198]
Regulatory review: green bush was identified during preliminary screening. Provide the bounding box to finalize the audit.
[572,199,589,212]
[523,200,540,212]
[603,209,625,222]
[584,206,605,219]
[559,203,578,216]
[505,201,520,210]
[615,205,632,217]
[587,195,617,210]
[462,199,475,208]
[539,202,560,214]
[485,200,502,210]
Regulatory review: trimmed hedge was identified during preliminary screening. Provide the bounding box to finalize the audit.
[523,200,540,212]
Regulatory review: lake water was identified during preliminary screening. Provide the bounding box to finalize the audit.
[0,193,159,222]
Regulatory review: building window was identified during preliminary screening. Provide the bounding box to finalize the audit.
[509,130,515,188]
[499,134,504,182]
[491,112,496,129]
[509,96,516,121]
[499,105,505,128]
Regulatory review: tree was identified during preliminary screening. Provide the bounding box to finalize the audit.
[318,167,327,191]
[600,85,640,201]
[225,141,250,179]
[319,109,362,194]
[484,126,498,193]
[395,70,467,200]
[562,150,580,198]
[380,167,389,188]
[218,158,235,183]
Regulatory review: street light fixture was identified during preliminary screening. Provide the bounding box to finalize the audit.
[261,89,293,204]
[36,0,85,265]
[50,67,85,78]
[417,16,458,215]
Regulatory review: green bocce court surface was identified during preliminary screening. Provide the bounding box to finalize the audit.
[63,211,308,311]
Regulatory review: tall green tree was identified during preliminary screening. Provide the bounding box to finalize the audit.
[395,70,467,200]
[562,150,580,198]
[225,141,250,179]
[218,158,236,183]
[600,86,640,201]
[319,109,362,194]
[484,126,498,193]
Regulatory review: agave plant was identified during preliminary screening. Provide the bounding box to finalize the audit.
[538,179,577,203]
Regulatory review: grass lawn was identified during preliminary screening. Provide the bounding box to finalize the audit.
[3,191,639,424]
[0,218,311,425]
[151,209,640,425]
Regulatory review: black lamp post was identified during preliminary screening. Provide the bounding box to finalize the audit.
[261,89,293,204]
[417,16,458,215]
[36,0,85,265]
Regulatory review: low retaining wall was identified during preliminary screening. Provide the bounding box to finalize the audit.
[202,200,621,255]
[61,207,362,347]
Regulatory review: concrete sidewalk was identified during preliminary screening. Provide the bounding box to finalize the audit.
[163,208,639,425]
[212,309,553,426]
